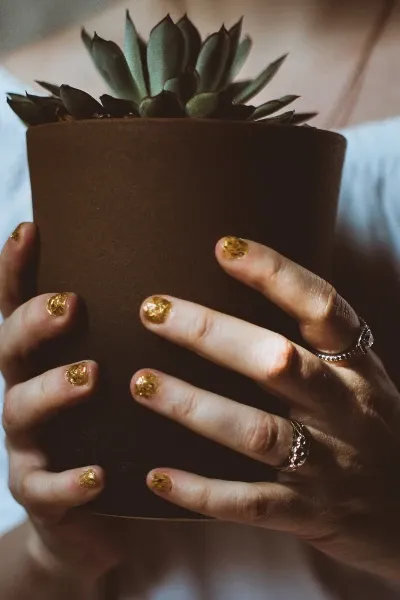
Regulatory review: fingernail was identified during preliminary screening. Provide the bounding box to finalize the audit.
[143,296,172,325]
[10,223,24,242]
[150,473,172,493]
[222,237,249,260]
[46,293,69,317]
[66,362,89,386]
[135,372,160,399]
[79,468,99,489]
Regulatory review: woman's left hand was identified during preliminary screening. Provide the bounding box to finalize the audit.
[131,237,400,582]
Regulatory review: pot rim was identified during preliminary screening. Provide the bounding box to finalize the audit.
[26,118,346,145]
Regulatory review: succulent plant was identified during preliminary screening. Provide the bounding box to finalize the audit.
[7,12,316,126]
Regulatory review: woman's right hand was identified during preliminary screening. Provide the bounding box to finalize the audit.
[0,223,122,586]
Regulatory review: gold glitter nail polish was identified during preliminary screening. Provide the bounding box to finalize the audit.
[135,372,160,399]
[10,223,24,242]
[222,237,249,260]
[66,363,89,387]
[79,468,99,489]
[143,296,172,325]
[150,473,172,493]
[47,293,69,317]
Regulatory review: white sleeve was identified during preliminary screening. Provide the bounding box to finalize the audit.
[0,68,32,535]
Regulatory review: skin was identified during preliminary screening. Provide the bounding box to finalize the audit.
[1,221,400,597]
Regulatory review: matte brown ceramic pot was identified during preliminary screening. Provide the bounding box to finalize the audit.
[28,119,346,519]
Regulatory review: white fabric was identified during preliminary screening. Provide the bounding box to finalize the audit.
[1,67,400,598]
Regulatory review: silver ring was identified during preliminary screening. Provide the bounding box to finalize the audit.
[279,420,311,473]
[314,318,374,363]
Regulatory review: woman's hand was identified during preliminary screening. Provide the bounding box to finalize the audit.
[132,236,400,582]
[0,223,122,586]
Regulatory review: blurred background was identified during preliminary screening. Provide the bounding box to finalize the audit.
[0,0,399,129]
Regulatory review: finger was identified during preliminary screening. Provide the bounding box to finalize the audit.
[3,361,97,437]
[140,296,336,410]
[146,469,306,532]
[216,238,360,355]
[0,223,38,319]
[17,466,104,524]
[132,370,295,469]
[0,292,79,386]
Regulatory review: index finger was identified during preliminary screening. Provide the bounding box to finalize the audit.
[0,222,38,320]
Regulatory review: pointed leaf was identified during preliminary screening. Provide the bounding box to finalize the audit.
[147,15,185,96]
[164,70,199,103]
[100,94,139,117]
[35,80,61,97]
[177,14,202,70]
[235,53,288,104]
[92,34,140,102]
[229,35,252,80]
[138,35,150,95]
[291,112,318,125]
[258,110,295,125]
[81,27,93,55]
[250,95,299,121]
[196,27,231,93]
[125,10,148,99]
[6,95,48,126]
[220,17,243,88]
[140,91,186,118]
[224,79,252,100]
[60,85,104,119]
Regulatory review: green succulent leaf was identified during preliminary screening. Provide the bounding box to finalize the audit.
[220,17,243,88]
[6,94,51,126]
[177,14,202,71]
[140,90,186,117]
[229,35,252,81]
[100,94,139,117]
[147,15,185,96]
[125,10,148,100]
[196,27,231,93]
[250,94,300,121]
[60,85,104,119]
[257,110,295,125]
[291,112,318,125]
[91,33,140,103]
[35,81,61,97]
[186,92,221,118]
[164,70,199,103]
[224,79,252,100]
[81,27,93,55]
[222,103,255,121]
[235,53,288,104]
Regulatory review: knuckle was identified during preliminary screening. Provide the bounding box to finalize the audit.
[317,284,339,325]
[190,310,215,346]
[264,338,296,382]
[2,394,17,434]
[19,473,35,507]
[243,413,278,458]
[173,388,198,422]
[196,484,212,515]
[236,487,268,523]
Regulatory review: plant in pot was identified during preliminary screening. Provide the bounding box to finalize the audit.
[7,11,346,520]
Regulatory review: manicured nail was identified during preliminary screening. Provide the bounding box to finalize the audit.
[79,468,99,489]
[10,223,24,242]
[135,372,160,399]
[46,293,69,317]
[66,362,89,386]
[143,296,172,325]
[222,237,249,260]
[150,473,172,493]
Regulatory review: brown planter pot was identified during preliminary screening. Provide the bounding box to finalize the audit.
[28,119,346,519]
